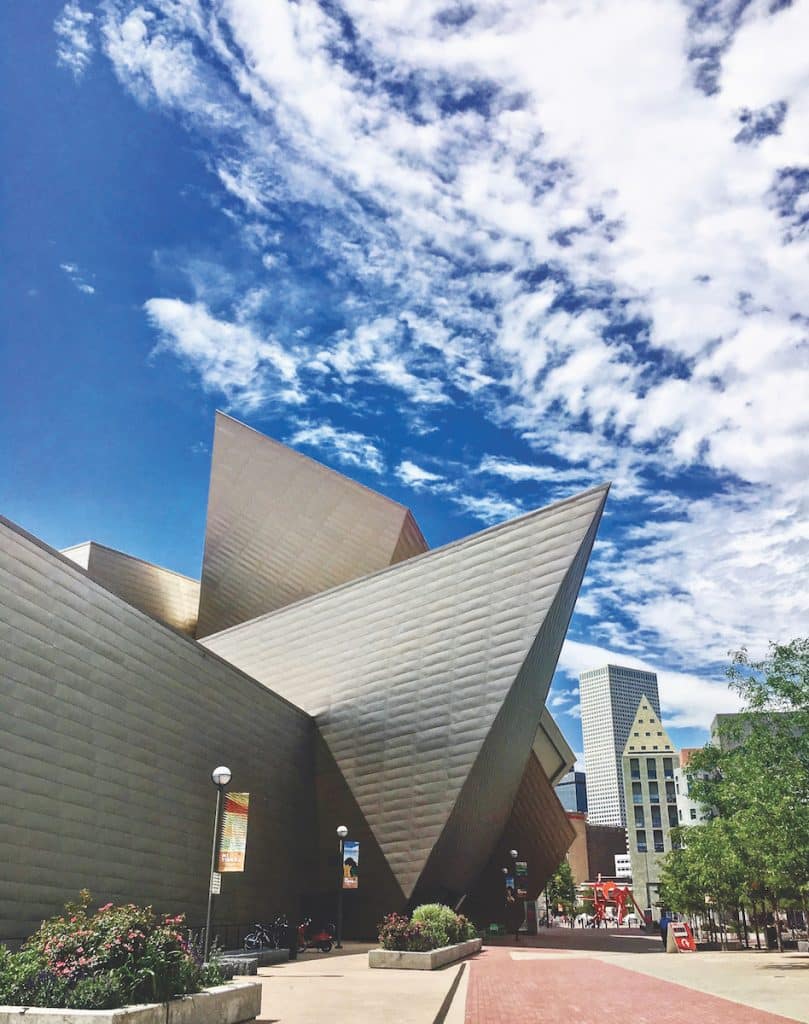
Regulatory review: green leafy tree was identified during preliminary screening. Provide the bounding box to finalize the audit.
[546,859,577,916]
[662,639,809,951]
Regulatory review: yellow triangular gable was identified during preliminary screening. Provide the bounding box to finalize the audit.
[623,695,675,755]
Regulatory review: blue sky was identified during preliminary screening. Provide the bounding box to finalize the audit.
[2,0,808,762]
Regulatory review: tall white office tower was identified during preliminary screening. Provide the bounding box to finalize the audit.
[579,664,661,826]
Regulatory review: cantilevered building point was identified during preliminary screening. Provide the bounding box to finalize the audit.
[0,413,608,940]
[196,412,427,637]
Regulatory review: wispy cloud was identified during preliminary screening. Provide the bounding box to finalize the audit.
[145,298,303,411]
[54,2,94,79]
[59,261,95,294]
[558,638,743,730]
[71,0,809,736]
[287,422,385,475]
[450,492,527,525]
[395,460,444,490]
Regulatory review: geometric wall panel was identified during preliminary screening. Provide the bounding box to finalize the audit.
[196,413,428,637]
[62,541,200,636]
[203,484,609,899]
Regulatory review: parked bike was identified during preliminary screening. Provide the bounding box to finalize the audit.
[244,915,288,951]
[297,918,335,953]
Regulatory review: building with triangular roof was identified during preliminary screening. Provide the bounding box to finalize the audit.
[622,696,678,920]
[0,413,608,940]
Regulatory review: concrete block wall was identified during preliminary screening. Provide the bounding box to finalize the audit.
[0,516,316,943]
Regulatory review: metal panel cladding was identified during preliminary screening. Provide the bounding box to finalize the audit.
[196,413,428,637]
[61,541,200,636]
[203,484,609,898]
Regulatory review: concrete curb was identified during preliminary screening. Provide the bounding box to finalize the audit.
[0,981,262,1024]
[369,938,482,970]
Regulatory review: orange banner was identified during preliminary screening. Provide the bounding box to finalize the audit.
[218,792,249,872]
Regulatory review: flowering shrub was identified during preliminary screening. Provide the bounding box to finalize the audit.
[0,891,222,1010]
[377,905,478,952]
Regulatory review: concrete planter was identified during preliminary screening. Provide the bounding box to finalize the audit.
[0,981,262,1024]
[369,937,482,970]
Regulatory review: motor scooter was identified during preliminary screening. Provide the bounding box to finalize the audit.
[297,918,335,953]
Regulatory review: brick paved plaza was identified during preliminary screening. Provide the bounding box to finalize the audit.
[248,931,809,1024]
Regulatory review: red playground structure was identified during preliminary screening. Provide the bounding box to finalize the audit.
[581,875,647,925]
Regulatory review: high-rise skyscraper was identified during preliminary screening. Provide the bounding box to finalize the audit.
[579,664,661,826]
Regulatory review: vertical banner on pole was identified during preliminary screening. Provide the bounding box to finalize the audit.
[515,861,528,899]
[342,840,359,888]
[218,792,250,872]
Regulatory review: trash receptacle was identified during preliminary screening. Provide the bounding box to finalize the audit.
[287,923,298,960]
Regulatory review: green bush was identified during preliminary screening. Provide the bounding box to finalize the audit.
[411,904,459,948]
[0,891,222,1010]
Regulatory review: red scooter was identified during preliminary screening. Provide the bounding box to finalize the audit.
[297,918,335,953]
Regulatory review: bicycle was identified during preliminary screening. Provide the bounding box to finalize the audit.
[243,922,274,951]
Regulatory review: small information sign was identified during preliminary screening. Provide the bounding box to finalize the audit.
[209,871,222,895]
[667,921,696,953]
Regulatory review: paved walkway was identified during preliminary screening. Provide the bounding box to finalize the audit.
[247,934,809,1024]
[253,943,465,1024]
[465,945,808,1024]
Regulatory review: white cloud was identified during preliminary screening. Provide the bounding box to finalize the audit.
[287,422,385,475]
[90,1,809,738]
[59,261,95,294]
[145,298,303,410]
[451,492,526,525]
[54,2,94,78]
[395,460,444,490]
[558,639,743,730]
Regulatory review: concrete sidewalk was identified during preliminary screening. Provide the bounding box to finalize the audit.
[250,943,464,1024]
[241,937,809,1024]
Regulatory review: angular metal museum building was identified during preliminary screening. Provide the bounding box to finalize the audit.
[0,413,608,941]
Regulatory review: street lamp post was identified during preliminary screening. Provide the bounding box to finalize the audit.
[502,848,520,943]
[204,765,232,962]
[336,825,348,949]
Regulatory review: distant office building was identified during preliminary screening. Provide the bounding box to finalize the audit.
[614,853,632,878]
[622,696,678,920]
[555,770,588,813]
[711,711,802,752]
[565,812,627,884]
[579,664,661,826]
[674,748,709,827]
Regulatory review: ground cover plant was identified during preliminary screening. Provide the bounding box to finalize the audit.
[377,904,477,952]
[0,891,222,1010]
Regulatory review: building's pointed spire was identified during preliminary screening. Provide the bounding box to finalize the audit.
[623,695,675,756]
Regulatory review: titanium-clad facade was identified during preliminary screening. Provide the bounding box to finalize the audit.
[61,541,200,636]
[0,516,314,943]
[0,413,608,940]
[196,413,427,637]
[202,484,608,901]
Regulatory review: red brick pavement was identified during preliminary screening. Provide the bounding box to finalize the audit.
[464,946,799,1024]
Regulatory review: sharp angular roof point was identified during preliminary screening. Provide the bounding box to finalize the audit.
[195,412,428,637]
[202,482,609,898]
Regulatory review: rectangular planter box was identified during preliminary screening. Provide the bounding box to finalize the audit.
[0,980,261,1024]
[369,937,482,970]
